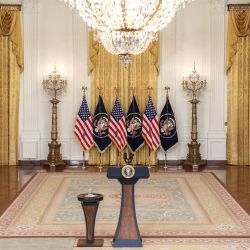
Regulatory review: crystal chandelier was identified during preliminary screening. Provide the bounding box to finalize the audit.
[64,0,191,63]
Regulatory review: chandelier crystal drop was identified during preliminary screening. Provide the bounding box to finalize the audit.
[94,30,158,55]
[64,0,191,62]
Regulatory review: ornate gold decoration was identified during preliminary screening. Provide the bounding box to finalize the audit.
[0,5,21,11]
[228,4,250,11]
[182,63,207,169]
[81,86,87,96]
[226,9,250,165]
[0,8,23,165]
[121,165,135,179]
[43,67,67,169]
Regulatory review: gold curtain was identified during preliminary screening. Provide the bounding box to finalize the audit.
[88,33,159,166]
[0,7,23,165]
[226,7,250,165]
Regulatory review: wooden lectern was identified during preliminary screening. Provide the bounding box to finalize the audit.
[77,193,104,247]
[107,166,149,247]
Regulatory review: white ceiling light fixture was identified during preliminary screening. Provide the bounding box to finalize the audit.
[64,0,191,64]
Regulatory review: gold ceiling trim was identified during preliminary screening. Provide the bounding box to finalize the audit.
[228,4,250,11]
[0,5,21,11]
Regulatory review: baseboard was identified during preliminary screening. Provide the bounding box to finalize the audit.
[19,160,41,166]
[69,160,89,166]
[158,160,226,167]
[19,160,88,166]
[206,160,227,166]
[158,160,184,166]
[19,160,226,167]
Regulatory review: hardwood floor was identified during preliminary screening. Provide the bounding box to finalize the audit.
[226,165,250,214]
[0,165,249,215]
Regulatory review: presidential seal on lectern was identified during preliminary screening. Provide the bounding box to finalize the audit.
[121,165,135,179]
[107,153,150,247]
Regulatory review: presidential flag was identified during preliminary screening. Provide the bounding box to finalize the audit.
[74,96,94,151]
[109,98,127,151]
[142,97,160,151]
[159,96,178,151]
[126,96,144,152]
[93,95,112,153]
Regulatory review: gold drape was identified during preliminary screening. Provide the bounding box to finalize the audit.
[226,8,250,165]
[88,33,159,166]
[0,8,23,165]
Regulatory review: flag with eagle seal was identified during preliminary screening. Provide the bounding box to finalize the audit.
[126,96,144,152]
[93,95,112,153]
[159,97,178,151]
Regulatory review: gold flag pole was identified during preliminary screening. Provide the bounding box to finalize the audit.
[164,86,170,172]
[129,85,136,167]
[147,86,154,171]
[81,85,87,170]
[97,86,103,96]
[82,85,87,96]
[113,86,120,96]
[97,86,103,172]
[99,153,102,172]
[129,85,136,96]
[113,86,122,167]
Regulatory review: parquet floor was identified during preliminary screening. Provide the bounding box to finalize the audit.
[0,165,249,215]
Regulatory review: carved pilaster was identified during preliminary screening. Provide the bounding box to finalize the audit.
[207,0,227,160]
[72,11,89,111]
[20,0,40,160]
[71,10,89,160]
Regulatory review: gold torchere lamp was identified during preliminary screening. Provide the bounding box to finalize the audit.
[182,63,207,170]
[43,67,67,169]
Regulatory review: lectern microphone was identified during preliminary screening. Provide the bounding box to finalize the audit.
[123,152,134,165]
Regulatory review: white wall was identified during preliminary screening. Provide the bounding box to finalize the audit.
[158,0,227,161]
[19,0,229,162]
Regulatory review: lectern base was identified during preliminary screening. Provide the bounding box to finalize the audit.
[76,239,103,247]
[113,239,142,248]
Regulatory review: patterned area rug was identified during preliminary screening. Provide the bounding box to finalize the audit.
[0,172,249,237]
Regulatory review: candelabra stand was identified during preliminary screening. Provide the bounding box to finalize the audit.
[43,67,67,169]
[182,64,207,169]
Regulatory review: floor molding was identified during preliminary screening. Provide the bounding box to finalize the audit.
[158,160,226,167]
[19,160,226,167]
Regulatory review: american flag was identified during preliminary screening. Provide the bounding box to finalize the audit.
[74,96,94,151]
[142,97,160,151]
[109,98,127,151]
